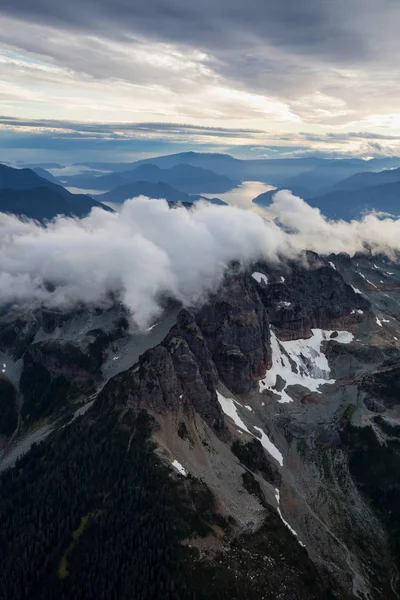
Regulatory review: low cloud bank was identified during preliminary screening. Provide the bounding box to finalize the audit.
[268,190,400,257]
[0,196,289,327]
[1,192,399,328]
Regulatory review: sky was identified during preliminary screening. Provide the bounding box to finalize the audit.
[1,0,400,162]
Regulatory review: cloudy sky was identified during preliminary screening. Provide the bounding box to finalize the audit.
[1,0,400,162]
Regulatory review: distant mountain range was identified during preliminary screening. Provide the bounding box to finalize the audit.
[329,167,400,192]
[308,180,400,220]
[6,151,400,221]
[73,152,400,190]
[0,165,112,221]
[31,167,61,183]
[0,163,227,221]
[61,162,238,194]
[98,180,227,205]
[253,166,400,220]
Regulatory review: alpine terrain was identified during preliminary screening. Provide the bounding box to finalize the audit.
[1,241,400,600]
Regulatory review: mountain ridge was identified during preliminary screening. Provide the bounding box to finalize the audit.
[0,164,112,220]
[1,249,400,599]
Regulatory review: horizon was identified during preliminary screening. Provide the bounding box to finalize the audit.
[3,148,399,169]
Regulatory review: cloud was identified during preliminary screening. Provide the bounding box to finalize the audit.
[267,190,400,256]
[2,193,400,329]
[2,1,400,133]
[0,197,290,328]
[4,116,400,164]
[0,116,264,139]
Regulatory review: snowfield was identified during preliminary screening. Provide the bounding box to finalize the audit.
[217,391,283,466]
[259,328,354,403]
[252,272,269,286]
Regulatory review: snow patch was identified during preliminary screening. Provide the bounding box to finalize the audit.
[259,328,354,403]
[275,488,305,547]
[217,392,283,465]
[244,405,253,411]
[351,309,363,315]
[171,460,187,476]
[217,391,251,434]
[280,276,285,283]
[277,301,292,308]
[358,272,377,288]
[254,426,283,466]
[328,261,336,271]
[351,285,363,295]
[252,272,269,286]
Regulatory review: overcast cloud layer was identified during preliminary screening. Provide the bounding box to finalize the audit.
[1,0,400,160]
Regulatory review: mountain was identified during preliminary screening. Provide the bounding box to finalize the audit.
[98,180,227,205]
[2,249,400,599]
[32,167,61,183]
[0,163,61,191]
[308,180,400,220]
[253,186,311,207]
[74,152,400,187]
[0,164,112,220]
[63,162,238,194]
[18,163,65,169]
[73,151,242,175]
[253,175,400,221]
[330,167,400,192]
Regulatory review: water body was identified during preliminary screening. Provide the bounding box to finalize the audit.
[203,181,275,209]
[65,186,106,195]
[65,180,275,210]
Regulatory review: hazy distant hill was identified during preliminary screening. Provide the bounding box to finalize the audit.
[98,180,227,205]
[74,151,400,191]
[308,180,400,220]
[63,162,238,194]
[253,176,400,221]
[330,167,400,192]
[31,167,60,183]
[17,162,65,169]
[0,164,112,220]
[253,186,311,207]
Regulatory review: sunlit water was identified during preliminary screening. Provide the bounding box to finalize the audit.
[65,180,275,213]
[203,181,275,209]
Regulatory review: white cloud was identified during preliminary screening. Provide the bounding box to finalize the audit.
[0,197,290,328]
[267,189,400,256]
[3,192,400,329]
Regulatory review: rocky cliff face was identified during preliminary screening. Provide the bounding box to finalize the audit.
[255,252,370,339]
[1,251,400,600]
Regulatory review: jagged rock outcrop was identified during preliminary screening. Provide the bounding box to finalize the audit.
[196,268,271,394]
[254,253,370,340]
[99,311,227,434]
[3,250,400,600]
[360,358,400,409]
